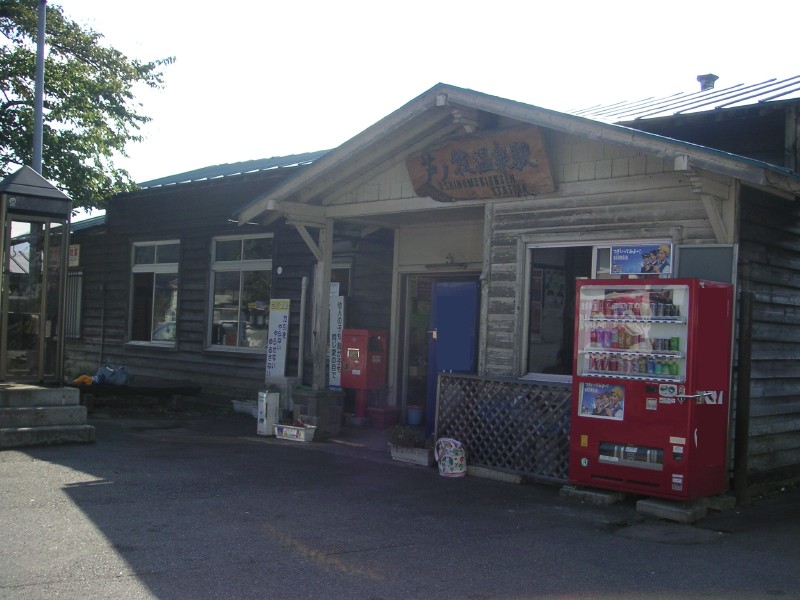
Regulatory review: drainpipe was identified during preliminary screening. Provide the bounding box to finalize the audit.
[297,276,308,381]
[99,282,105,365]
[733,265,753,504]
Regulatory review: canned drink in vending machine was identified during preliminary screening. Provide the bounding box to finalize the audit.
[602,328,612,348]
[610,327,619,348]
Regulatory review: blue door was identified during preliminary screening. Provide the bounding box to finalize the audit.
[426,281,480,434]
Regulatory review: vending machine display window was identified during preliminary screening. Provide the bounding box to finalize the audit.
[575,285,689,383]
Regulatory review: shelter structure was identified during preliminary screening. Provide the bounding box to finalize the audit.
[0,166,72,383]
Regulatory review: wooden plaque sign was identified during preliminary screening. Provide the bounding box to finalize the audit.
[406,125,555,202]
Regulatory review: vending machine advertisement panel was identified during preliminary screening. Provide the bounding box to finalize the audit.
[568,278,734,500]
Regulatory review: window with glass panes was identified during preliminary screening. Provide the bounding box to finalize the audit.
[130,241,180,343]
[209,235,273,349]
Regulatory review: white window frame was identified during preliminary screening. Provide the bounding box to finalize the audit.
[520,229,680,376]
[208,233,274,352]
[129,240,180,346]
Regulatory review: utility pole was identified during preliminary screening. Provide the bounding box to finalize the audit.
[32,0,47,173]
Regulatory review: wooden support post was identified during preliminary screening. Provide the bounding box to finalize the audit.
[310,219,333,391]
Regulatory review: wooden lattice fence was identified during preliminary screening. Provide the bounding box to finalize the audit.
[436,373,572,484]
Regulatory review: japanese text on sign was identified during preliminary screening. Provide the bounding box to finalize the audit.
[329,292,344,387]
[265,299,290,378]
[406,125,555,202]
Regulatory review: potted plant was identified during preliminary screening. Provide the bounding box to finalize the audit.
[386,425,434,466]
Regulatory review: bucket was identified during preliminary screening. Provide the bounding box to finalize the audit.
[435,438,466,478]
[407,404,424,426]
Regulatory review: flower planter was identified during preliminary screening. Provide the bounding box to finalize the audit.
[367,407,399,430]
[273,424,317,443]
[389,444,434,466]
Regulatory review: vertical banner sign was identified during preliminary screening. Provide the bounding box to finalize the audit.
[329,283,344,387]
[265,299,290,379]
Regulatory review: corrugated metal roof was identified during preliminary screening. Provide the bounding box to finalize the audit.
[137,150,330,189]
[70,214,106,232]
[571,75,800,123]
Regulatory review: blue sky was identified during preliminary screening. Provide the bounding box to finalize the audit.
[61,0,798,186]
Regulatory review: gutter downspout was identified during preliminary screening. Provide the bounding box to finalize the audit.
[99,282,105,365]
[733,264,753,504]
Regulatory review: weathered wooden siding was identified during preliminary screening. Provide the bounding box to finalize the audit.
[344,229,394,330]
[483,134,719,377]
[66,171,318,401]
[339,162,418,205]
[739,186,800,486]
[396,221,483,268]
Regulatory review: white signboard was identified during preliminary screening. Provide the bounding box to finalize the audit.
[265,299,290,378]
[329,294,344,387]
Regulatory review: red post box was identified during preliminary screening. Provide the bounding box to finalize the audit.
[341,329,388,417]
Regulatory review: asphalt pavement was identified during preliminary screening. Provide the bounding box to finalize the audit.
[1,407,799,600]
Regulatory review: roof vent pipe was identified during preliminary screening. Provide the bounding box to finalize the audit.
[697,73,719,91]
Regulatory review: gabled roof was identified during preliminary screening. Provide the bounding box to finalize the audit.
[138,151,329,189]
[571,75,800,123]
[237,83,800,224]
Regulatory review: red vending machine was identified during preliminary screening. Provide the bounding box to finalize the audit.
[568,278,734,500]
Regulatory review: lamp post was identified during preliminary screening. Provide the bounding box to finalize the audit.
[32,0,47,174]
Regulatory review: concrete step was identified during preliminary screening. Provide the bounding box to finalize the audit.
[0,424,95,448]
[0,384,81,408]
[0,405,88,428]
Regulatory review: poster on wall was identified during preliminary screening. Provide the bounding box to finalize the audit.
[543,268,566,313]
[265,299,290,379]
[329,283,344,387]
[68,244,80,267]
[529,267,543,339]
[611,244,672,276]
[578,382,625,420]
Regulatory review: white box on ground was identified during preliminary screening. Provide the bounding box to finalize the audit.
[257,391,280,436]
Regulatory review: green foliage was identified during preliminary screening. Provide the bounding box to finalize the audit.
[0,0,174,210]
[386,425,424,448]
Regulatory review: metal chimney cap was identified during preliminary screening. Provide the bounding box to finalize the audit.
[697,73,719,91]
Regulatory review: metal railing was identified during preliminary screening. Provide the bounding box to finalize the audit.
[436,373,572,484]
